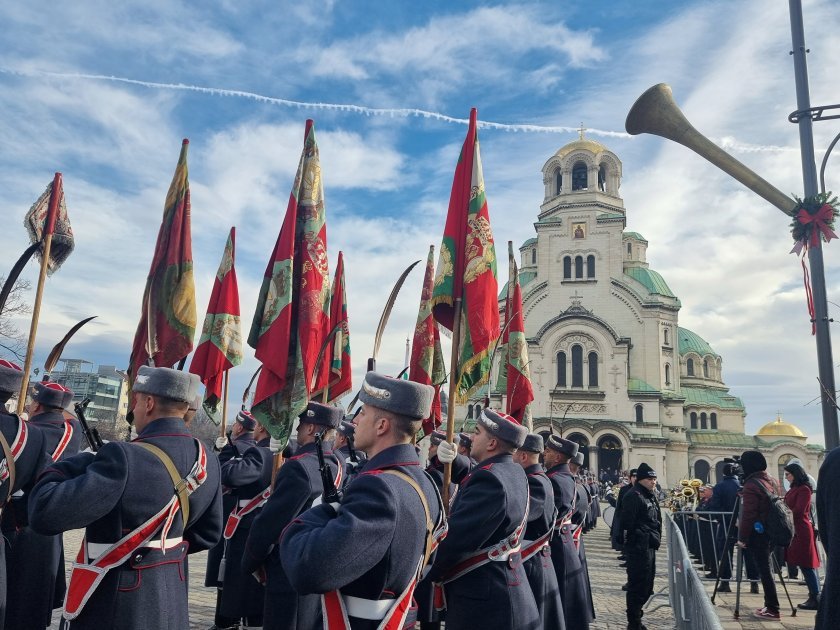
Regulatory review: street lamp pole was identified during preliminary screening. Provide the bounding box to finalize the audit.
[788,0,840,450]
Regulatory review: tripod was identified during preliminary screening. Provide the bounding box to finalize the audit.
[710,493,796,618]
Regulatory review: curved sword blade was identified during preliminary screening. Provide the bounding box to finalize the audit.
[43,316,98,374]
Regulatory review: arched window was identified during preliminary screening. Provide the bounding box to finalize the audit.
[531,248,537,265]
[588,351,598,387]
[703,359,709,378]
[556,352,567,387]
[700,412,708,430]
[626,242,632,258]
[468,404,474,419]
[572,161,588,190]
[598,164,607,191]
[587,255,595,278]
[710,412,718,430]
[563,256,571,279]
[571,345,583,387]
[665,363,671,385]
[474,404,482,419]
[635,404,644,425]
[555,171,562,195]
[687,358,694,376]
[690,412,698,429]
[663,328,670,345]
[575,256,583,279]
[694,459,711,484]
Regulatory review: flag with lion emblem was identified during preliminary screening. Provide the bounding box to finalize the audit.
[190,227,242,422]
[248,120,331,445]
[431,108,500,402]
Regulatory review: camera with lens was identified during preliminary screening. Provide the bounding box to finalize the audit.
[723,456,744,482]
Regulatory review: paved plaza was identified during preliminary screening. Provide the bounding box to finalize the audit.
[45,505,821,629]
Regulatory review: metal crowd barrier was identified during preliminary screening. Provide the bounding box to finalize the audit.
[664,512,724,630]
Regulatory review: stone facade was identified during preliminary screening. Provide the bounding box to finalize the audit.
[462,135,823,487]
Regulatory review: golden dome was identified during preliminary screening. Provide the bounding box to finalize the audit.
[554,138,607,159]
[756,415,806,438]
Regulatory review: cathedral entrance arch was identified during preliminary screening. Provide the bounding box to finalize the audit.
[597,434,622,483]
[694,459,711,484]
[566,432,590,469]
[715,460,728,483]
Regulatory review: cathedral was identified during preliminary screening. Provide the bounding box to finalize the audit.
[464,133,823,488]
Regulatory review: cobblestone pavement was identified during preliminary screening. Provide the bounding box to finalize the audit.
[47,505,821,630]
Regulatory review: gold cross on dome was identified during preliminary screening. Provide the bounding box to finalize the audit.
[578,123,586,140]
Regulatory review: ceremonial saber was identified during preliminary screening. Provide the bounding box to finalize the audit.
[0,242,40,317]
[18,173,63,415]
[43,316,98,377]
[345,259,421,412]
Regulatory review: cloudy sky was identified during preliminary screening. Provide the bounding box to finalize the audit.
[2,0,839,446]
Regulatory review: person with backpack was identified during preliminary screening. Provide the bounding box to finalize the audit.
[736,450,783,620]
[783,461,820,610]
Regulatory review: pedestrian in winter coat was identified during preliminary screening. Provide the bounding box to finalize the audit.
[737,450,781,621]
[783,461,820,610]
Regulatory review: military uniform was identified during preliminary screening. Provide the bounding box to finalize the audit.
[243,402,344,630]
[429,410,539,630]
[335,419,366,490]
[0,361,50,630]
[519,434,565,630]
[5,381,82,630]
[205,412,258,629]
[546,437,591,630]
[571,457,595,623]
[217,433,273,626]
[620,463,662,630]
[279,373,444,630]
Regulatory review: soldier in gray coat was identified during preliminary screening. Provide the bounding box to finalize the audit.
[28,366,223,630]
[0,360,50,630]
[5,381,82,630]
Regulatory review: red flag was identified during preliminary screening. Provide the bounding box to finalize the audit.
[410,245,446,435]
[504,242,533,425]
[247,120,331,445]
[189,227,242,420]
[326,251,352,402]
[431,108,500,402]
[24,173,74,275]
[128,139,196,387]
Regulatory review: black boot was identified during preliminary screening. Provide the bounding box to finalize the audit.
[798,594,819,610]
[717,582,731,593]
[750,582,759,594]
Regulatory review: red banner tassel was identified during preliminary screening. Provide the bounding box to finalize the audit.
[800,249,816,335]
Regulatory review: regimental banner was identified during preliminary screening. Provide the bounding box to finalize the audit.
[431,108,500,403]
[326,251,352,402]
[410,245,446,435]
[190,227,243,422]
[248,120,331,446]
[505,242,534,427]
[24,177,74,275]
[128,140,196,387]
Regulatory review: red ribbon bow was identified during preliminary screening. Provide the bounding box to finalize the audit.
[797,203,837,247]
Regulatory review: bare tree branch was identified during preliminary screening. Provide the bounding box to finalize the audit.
[0,276,31,361]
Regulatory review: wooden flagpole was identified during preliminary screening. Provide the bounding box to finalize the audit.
[441,296,463,512]
[221,371,229,438]
[17,173,62,415]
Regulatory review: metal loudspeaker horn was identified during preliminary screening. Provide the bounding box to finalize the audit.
[625,83,795,215]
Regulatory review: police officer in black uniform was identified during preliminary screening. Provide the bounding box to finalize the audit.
[28,366,223,630]
[279,372,445,630]
[243,401,344,630]
[619,462,661,630]
[0,360,49,629]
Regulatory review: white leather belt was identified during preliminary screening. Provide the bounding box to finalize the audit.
[238,498,267,508]
[87,536,183,559]
[11,490,24,498]
[343,595,393,620]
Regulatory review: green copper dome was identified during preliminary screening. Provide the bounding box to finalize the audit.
[678,327,718,357]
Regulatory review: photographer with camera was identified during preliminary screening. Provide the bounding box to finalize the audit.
[736,450,782,620]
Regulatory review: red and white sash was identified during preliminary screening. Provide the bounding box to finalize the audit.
[0,418,28,484]
[63,439,208,620]
[224,486,271,540]
[51,420,75,461]
[322,470,447,630]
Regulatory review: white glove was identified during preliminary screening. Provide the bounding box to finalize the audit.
[215,436,229,450]
[269,437,284,453]
[312,494,342,515]
[437,440,457,464]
